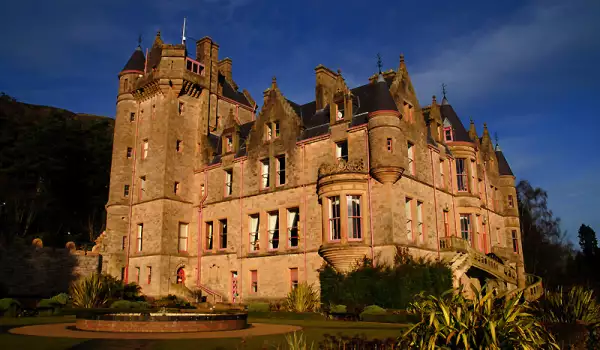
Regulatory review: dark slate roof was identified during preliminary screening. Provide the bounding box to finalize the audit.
[495,149,514,176]
[219,74,252,107]
[440,104,472,142]
[147,44,162,71]
[122,46,145,72]
[370,75,399,112]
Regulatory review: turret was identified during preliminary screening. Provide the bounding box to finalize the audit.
[368,73,405,184]
[118,44,145,96]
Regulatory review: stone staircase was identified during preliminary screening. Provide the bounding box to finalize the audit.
[168,283,225,304]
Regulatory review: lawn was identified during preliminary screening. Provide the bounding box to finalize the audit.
[0,316,407,350]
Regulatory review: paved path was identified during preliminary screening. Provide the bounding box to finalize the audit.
[10,322,301,339]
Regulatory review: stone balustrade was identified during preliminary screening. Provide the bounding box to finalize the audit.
[318,159,366,179]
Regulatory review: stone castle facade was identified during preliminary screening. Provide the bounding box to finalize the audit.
[101,32,529,302]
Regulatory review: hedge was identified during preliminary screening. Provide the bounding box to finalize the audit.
[110,300,149,309]
[320,250,452,310]
[248,311,326,321]
[247,302,270,312]
[0,298,21,317]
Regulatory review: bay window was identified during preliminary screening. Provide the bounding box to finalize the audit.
[347,195,362,240]
[328,196,341,241]
[460,214,471,243]
[287,208,300,248]
[456,158,468,192]
[249,214,260,252]
[268,211,279,250]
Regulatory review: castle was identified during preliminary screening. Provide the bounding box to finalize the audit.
[101,31,537,302]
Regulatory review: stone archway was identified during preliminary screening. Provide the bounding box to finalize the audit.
[176,267,186,285]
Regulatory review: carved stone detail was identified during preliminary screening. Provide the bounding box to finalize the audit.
[318,159,366,179]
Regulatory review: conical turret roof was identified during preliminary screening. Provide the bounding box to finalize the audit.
[122,46,145,72]
[371,74,398,112]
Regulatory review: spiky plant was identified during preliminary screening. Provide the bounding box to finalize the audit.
[285,282,320,313]
[399,286,559,349]
[284,331,314,350]
[70,273,112,308]
[533,286,600,325]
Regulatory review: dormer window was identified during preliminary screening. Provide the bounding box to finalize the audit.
[444,127,453,142]
[265,121,279,141]
[225,135,233,153]
[336,140,348,162]
[336,103,344,121]
[274,121,280,138]
[403,102,413,123]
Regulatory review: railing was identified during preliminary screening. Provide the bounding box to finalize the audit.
[439,236,470,252]
[196,283,225,303]
[491,245,519,261]
[499,274,543,302]
[185,57,205,76]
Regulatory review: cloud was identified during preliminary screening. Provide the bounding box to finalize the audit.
[411,0,600,102]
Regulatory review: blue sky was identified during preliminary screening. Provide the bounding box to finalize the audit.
[0,0,598,244]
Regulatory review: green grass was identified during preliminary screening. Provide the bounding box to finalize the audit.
[0,315,408,350]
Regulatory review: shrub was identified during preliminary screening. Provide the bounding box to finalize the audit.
[285,282,320,312]
[399,286,559,349]
[533,286,600,325]
[329,304,347,313]
[0,298,21,317]
[110,300,149,309]
[153,295,193,309]
[50,293,69,306]
[247,302,270,312]
[247,311,326,321]
[285,331,314,350]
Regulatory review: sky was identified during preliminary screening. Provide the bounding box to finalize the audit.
[0,0,598,244]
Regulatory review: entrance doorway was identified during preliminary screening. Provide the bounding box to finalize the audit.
[231,271,238,303]
[176,267,185,285]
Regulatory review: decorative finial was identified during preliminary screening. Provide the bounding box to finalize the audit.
[400,53,405,63]
[138,34,142,47]
[494,132,499,145]
[441,83,447,98]
[337,68,342,74]
[470,118,474,124]
[376,53,383,74]
[432,95,437,104]
[484,122,488,128]
[271,76,277,89]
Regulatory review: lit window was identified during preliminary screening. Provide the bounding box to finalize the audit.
[287,208,300,248]
[135,267,140,284]
[416,201,424,244]
[512,230,519,253]
[336,141,348,162]
[274,121,280,138]
[407,142,415,175]
[439,159,445,188]
[136,224,143,251]
[178,102,184,115]
[249,214,260,252]
[124,184,130,197]
[205,222,214,250]
[142,140,149,159]
[126,147,133,159]
[122,236,126,250]
[443,211,450,237]
[276,155,286,186]
[225,169,233,196]
[456,158,468,192]
[250,270,258,293]
[261,159,270,188]
[139,176,146,199]
[444,127,453,142]
[268,211,280,250]
[405,198,413,241]
[176,140,183,153]
[508,195,514,208]
[147,266,152,284]
[219,219,227,249]
[387,138,393,152]
[178,223,188,252]
[347,195,362,240]
[460,214,471,244]
[130,112,135,122]
[174,182,180,194]
[290,268,299,290]
[328,196,341,241]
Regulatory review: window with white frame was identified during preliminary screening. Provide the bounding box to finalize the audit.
[512,230,519,253]
[268,211,279,250]
[328,196,341,241]
[250,270,258,293]
[265,123,273,141]
[336,103,344,121]
[261,159,270,188]
[439,159,445,188]
[407,142,415,175]
[124,185,130,197]
[176,140,183,153]
[126,147,133,158]
[443,211,450,237]
[460,214,471,243]
[173,181,180,195]
[416,201,424,244]
[249,214,260,252]
[274,121,280,138]
[456,158,468,192]
[139,176,146,199]
[219,219,227,249]
[347,195,362,240]
[470,160,477,195]
[178,222,188,252]
[290,268,299,289]
[136,224,143,251]
[405,198,413,241]
[225,169,233,196]
[226,135,233,152]
[386,138,393,152]
[276,155,286,186]
[205,221,213,250]
[336,141,348,162]
[287,208,299,248]
[142,140,149,159]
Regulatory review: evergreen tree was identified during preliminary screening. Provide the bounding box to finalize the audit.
[578,224,598,258]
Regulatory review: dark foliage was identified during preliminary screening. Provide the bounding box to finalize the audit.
[320,249,452,311]
[0,93,113,247]
[319,334,399,350]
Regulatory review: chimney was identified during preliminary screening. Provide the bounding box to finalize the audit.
[218,58,232,82]
[314,65,337,110]
[195,36,219,93]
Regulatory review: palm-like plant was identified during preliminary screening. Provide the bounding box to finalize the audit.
[533,286,600,325]
[285,282,320,312]
[399,286,559,349]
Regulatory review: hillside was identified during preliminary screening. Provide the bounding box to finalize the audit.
[0,93,114,247]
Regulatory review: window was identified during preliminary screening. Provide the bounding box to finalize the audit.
[130,112,135,122]
[249,214,260,252]
[328,196,341,241]
[178,223,188,252]
[336,104,344,120]
[178,102,184,115]
[201,184,205,197]
[459,214,471,243]
[276,155,286,186]
[122,236,126,250]
[124,184,130,197]
[512,230,519,253]
[456,158,468,192]
[444,127,453,141]
[274,121,280,138]
[336,141,348,162]
[508,195,514,208]
[287,208,300,248]
[405,198,413,241]
[225,135,233,152]
[174,182,180,195]
[403,102,413,123]
[407,142,415,175]
[290,268,299,290]
[147,266,152,284]
[268,211,280,250]
[139,176,146,199]
[126,147,133,159]
[473,215,479,250]
[136,224,143,251]
[265,123,273,141]
[439,159,445,188]
[120,267,125,281]
[142,140,149,159]
[416,201,424,244]
[443,211,450,237]
[219,219,227,249]
[205,222,214,250]
[261,159,270,188]
[347,195,362,240]
[387,138,393,152]
[470,160,477,195]
[176,140,183,153]
[250,270,258,293]
[225,170,233,196]
[135,267,140,284]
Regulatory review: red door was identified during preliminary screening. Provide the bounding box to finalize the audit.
[176,267,185,284]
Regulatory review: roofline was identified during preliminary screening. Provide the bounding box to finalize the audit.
[368,110,401,118]
[119,70,144,77]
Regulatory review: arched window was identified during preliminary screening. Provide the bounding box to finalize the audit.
[176,267,185,284]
